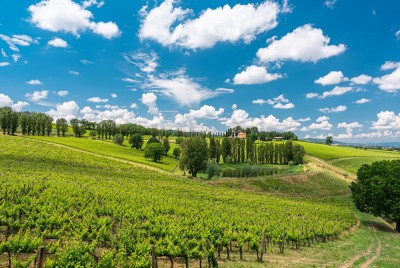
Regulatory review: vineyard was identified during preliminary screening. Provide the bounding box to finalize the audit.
[0,135,356,267]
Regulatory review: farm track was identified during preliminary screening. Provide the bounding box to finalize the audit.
[19,135,174,176]
[359,228,382,268]
[306,155,356,181]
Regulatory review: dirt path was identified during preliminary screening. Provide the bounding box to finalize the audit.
[19,136,174,176]
[306,155,356,181]
[338,238,374,268]
[359,228,382,268]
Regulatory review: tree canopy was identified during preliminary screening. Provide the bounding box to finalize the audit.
[350,160,400,231]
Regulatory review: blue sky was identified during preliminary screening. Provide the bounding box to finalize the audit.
[1,0,400,142]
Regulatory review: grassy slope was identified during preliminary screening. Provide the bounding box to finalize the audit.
[26,136,179,172]
[297,141,400,174]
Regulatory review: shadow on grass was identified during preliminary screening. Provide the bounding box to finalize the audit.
[361,220,396,233]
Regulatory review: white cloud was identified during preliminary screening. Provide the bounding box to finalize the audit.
[216,88,235,93]
[48,37,68,47]
[68,70,79,75]
[56,90,69,97]
[82,0,104,8]
[371,111,400,130]
[253,94,294,109]
[130,103,138,109]
[281,0,293,13]
[301,117,332,131]
[90,21,120,39]
[355,98,370,104]
[1,48,7,57]
[298,117,311,122]
[314,71,347,85]
[123,51,158,73]
[338,121,363,132]
[47,100,79,121]
[80,59,93,65]
[350,74,372,85]
[28,0,120,39]
[149,75,221,106]
[324,0,337,9]
[373,63,400,92]
[122,78,138,83]
[232,104,237,110]
[0,62,10,67]
[319,105,347,113]
[25,90,49,102]
[233,65,282,85]
[141,92,159,115]
[0,93,30,111]
[306,92,319,99]
[139,0,279,49]
[316,116,329,123]
[0,34,38,52]
[221,108,301,131]
[11,54,21,62]
[320,86,353,99]
[380,61,400,71]
[257,24,346,63]
[87,97,109,103]
[188,105,224,119]
[26,79,43,85]
[111,93,117,98]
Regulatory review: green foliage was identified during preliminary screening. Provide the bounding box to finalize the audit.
[179,137,209,177]
[70,118,87,137]
[173,147,181,159]
[129,133,144,150]
[350,160,400,231]
[56,118,68,137]
[163,138,170,156]
[0,107,19,135]
[147,136,160,144]
[113,134,124,146]
[144,142,165,162]
[325,136,333,145]
[0,135,356,265]
[205,159,220,179]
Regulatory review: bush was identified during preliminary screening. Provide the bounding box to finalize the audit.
[113,134,124,146]
[147,136,160,144]
[173,147,181,159]
[129,133,143,150]
[206,159,220,179]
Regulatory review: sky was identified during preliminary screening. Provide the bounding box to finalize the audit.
[1,0,400,142]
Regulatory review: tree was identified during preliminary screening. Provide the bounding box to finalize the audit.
[209,137,217,159]
[221,137,231,163]
[173,147,181,159]
[292,144,305,165]
[129,133,144,150]
[205,159,220,179]
[163,138,170,156]
[325,136,333,145]
[113,134,124,146]
[70,119,86,137]
[46,116,53,136]
[179,137,208,177]
[56,118,68,137]
[144,143,165,162]
[350,160,400,232]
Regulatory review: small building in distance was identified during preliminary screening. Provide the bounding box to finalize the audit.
[273,136,283,141]
[238,132,247,139]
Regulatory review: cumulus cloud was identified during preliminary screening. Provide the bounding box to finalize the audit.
[0,93,29,111]
[141,92,159,115]
[301,116,332,131]
[221,108,301,131]
[47,100,79,121]
[111,93,117,98]
[130,103,138,109]
[350,74,372,85]
[48,37,68,47]
[139,0,279,49]
[355,98,370,104]
[257,24,346,63]
[87,97,109,103]
[26,79,43,85]
[0,34,39,52]
[25,90,49,102]
[187,105,224,119]
[314,71,347,85]
[233,65,282,85]
[371,111,400,130]
[319,105,347,113]
[320,86,353,98]
[28,0,120,39]
[298,117,311,122]
[338,121,363,132]
[373,62,400,92]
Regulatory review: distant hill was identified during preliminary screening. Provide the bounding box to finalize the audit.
[302,138,400,149]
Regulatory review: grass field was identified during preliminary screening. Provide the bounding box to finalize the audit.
[26,136,179,172]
